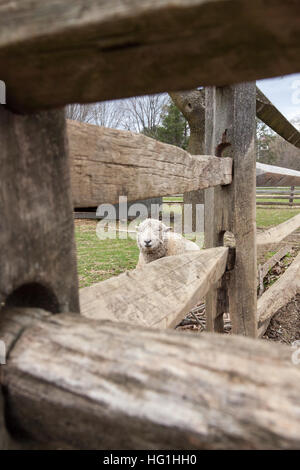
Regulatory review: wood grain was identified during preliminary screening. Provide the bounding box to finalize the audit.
[256,163,300,187]
[68,120,232,207]
[2,307,300,449]
[69,119,300,207]
[80,247,228,329]
[0,107,79,313]
[1,1,300,112]
[205,84,257,337]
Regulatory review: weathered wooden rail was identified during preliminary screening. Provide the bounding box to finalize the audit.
[1,1,300,112]
[69,120,232,207]
[2,308,300,450]
[1,0,300,451]
[69,121,300,208]
[257,212,300,247]
[256,186,300,207]
[80,247,230,329]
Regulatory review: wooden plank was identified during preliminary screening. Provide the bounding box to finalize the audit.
[69,119,300,207]
[257,191,300,195]
[257,245,291,288]
[205,83,257,337]
[2,307,300,450]
[0,394,10,449]
[258,251,300,337]
[68,120,232,207]
[0,107,79,313]
[256,163,300,187]
[256,195,300,200]
[289,186,295,206]
[257,213,300,246]
[256,202,299,206]
[256,87,300,149]
[80,247,228,329]
[1,1,300,112]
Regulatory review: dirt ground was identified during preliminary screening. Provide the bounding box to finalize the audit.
[263,294,300,344]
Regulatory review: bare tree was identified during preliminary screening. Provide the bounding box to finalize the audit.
[66,101,124,129]
[66,103,95,123]
[121,94,168,133]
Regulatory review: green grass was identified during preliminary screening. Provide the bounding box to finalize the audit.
[76,207,300,287]
[75,224,139,287]
[257,198,290,202]
[256,208,300,227]
[163,196,183,202]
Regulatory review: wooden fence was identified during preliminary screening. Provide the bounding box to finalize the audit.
[256,186,300,207]
[1,0,300,450]
[164,185,300,208]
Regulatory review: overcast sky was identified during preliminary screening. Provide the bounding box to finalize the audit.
[257,73,300,124]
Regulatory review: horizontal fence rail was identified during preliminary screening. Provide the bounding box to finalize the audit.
[1,307,300,450]
[1,1,300,112]
[257,212,300,247]
[69,121,300,209]
[69,120,232,207]
[80,247,229,329]
[256,163,300,187]
[256,186,300,207]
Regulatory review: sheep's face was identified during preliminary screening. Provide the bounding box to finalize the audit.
[136,219,171,253]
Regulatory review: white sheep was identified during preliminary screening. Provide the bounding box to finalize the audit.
[136,218,200,268]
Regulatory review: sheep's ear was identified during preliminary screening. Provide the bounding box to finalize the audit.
[164,226,172,232]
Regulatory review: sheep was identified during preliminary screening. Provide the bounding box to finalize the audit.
[136,218,200,268]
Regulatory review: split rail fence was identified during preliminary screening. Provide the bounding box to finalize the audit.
[163,185,300,208]
[1,0,300,451]
[256,186,300,207]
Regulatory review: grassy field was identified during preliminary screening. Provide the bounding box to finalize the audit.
[164,195,300,206]
[76,221,139,287]
[256,208,300,227]
[76,207,300,288]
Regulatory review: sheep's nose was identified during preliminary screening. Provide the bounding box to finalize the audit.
[144,239,152,247]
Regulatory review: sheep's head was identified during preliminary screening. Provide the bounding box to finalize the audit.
[136,219,171,254]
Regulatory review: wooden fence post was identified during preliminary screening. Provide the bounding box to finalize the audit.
[205,83,257,337]
[0,107,79,313]
[289,186,295,206]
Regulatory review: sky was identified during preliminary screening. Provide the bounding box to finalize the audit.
[257,73,300,124]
